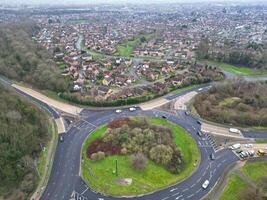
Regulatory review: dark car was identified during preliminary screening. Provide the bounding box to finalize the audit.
[197,120,202,125]
[210,153,215,160]
[60,135,64,142]
[162,115,167,119]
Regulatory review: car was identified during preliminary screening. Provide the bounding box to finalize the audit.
[257,149,266,156]
[198,88,203,91]
[248,150,255,157]
[115,109,122,113]
[162,115,167,119]
[236,149,243,154]
[197,131,203,137]
[185,111,190,116]
[59,135,64,142]
[129,107,136,111]
[210,153,215,160]
[244,144,253,148]
[229,128,241,134]
[202,180,210,189]
[197,120,202,125]
[230,143,241,150]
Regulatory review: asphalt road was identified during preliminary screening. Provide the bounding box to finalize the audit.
[0,75,266,200]
[40,108,240,200]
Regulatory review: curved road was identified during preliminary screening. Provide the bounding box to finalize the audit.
[1,75,267,200]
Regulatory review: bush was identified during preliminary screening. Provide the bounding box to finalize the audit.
[149,145,173,165]
[91,151,105,161]
[131,152,147,171]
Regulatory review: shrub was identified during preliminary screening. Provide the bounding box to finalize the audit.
[149,145,173,165]
[91,151,105,161]
[131,152,147,171]
[121,147,128,155]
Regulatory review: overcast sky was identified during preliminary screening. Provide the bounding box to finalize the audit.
[0,0,259,5]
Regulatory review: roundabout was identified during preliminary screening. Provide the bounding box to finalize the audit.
[81,117,200,197]
[1,75,266,200]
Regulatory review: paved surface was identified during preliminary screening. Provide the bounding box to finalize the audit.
[39,108,239,200]
[1,75,267,200]
[12,84,83,116]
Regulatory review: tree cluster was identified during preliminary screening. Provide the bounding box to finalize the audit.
[196,39,267,69]
[0,21,69,92]
[194,79,267,127]
[87,118,184,174]
[0,85,49,199]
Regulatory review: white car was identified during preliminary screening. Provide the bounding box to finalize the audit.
[115,109,122,113]
[202,180,210,189]
[230,143,241,150]
[129,107,136,111]
[229,128,241,134]
[244,144,253,148]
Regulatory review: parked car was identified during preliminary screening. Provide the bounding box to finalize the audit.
[230,143,241,150]
[162,115,167,119]
[244,144,253,148]
[197,131,203,137]
[115,109,122,113]
[60,135,64,142]
[257,149,266,156]
[202,180,210,189]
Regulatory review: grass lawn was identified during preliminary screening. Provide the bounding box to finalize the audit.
[219,174,248,200]
[208,61,267,76]
[116,34,153,57]
[243,162,267,182]
[170,85,196,95]
[256,139,267,144]
[81,117,200,196]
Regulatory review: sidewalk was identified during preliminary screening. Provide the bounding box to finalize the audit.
[12,84,83,115]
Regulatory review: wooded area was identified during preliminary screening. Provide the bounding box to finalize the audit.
[194,79,267,127]
[197,39,267,69]
[0,85,49,200]
[0,21,69,92]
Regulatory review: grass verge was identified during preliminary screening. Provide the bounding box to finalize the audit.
[243,162,267,182]
[218,174,248,200]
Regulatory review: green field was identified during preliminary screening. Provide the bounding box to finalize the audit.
[219,161,267,200]
[81,117,200,196]
[243,162,267,182]
[208,61,267,76]
[116,34,153,57]
[219,174,248,200]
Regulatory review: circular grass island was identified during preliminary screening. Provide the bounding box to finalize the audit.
[81,117,200,197]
